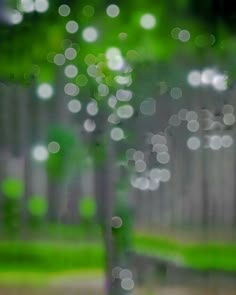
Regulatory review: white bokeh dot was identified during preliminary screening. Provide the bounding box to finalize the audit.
[106,4,120,18]
[65,48,77,60]
[121,278,134,291]
[140,13,156,30]
[84,119,96,132]
[58,4,71,17]
[35,0,49,13]
[110,127,124,141]
[178,30,190,42]
[65,65,78,78]
[187,70,201,87]
[37,83,54,100]
[66,21,79,34]
[82,27,99,43]
[32,145,49,161]
[48,141,60,154]
[187,137,201,150]
[68,99,82,113]
[9,10,23,25]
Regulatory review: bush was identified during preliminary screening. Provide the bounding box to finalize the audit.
[1,178,23,237]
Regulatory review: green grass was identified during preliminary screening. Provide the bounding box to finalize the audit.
[0,238,104,286]
[0,241,104,272]
[0,269,103,287]
[134,233,236,272]
[0,229,236,287]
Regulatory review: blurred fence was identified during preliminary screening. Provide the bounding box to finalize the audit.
[0,78,236,234]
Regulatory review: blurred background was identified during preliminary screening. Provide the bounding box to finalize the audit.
[1,0,236,294]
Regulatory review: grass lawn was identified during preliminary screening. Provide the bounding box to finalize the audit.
[0,240,104,286]
[0,230,236,286]
[134,233,236,272]
[0,241,104,272]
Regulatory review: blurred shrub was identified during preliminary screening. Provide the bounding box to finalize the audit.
[1,178,23,237]
[78,196,97,234]
[47,126,88,180]
[112,181,133,256]
[1,178,23,199]
[28,195,48,229]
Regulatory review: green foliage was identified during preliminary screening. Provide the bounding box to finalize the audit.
[47,126,87,179]
[78,197,97,235]
[90,141,106,165]
[1,178,23,199]
[2,197,21,237]
[112,182,133,257]
[2,0,234,84]
[79,196,97,220]
[28,195,48,217]
[1,178,23,236]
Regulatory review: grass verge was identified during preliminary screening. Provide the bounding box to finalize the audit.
[134,233,236,271]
